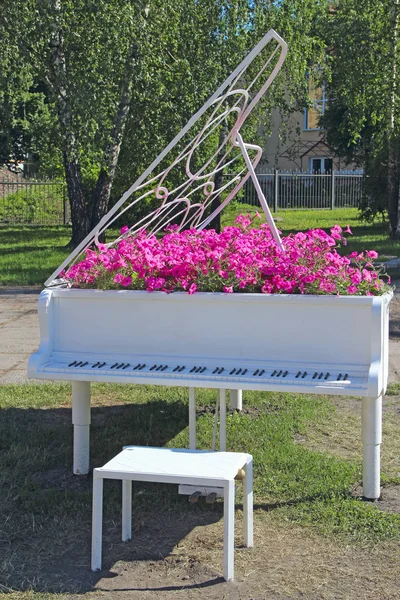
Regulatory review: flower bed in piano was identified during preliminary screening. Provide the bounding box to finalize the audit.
[62,215,391,297]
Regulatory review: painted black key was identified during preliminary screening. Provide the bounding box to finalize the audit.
[74,361,82,367]
[277,370,282,377]
[156,365,163,371]
[161,365,168,371]
[338,373,342,380]
[200,367,206,373]
[271,370,277,377]
[344,373,348,380]
[190,367,197,373]
[173,366,180,372]
[139,364,146,370]
[133,364,140,370]
[68,360,77,367]
[325,373,330,380]
[218,367,224,374]
[213,367,218,374]
[253,369,259,376]
[259,369,265,376]
[149,365,157,371]
[230,368,236,375]
[242,369,248,375]
[116,363,124,369]
[236,368,242,375]
[179,366,185,372]
[318,373,323,379]
[283,371,288,377]
[98,362,106,368]
[123,363,130,369]
[302,372,307,378]
[312,372,318,379]
[92,362,100,368]
[110,363,118,369]
[80,361,88,367]
[296,371,301,378]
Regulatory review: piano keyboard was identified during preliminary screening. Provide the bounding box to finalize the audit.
[40,356,369,394]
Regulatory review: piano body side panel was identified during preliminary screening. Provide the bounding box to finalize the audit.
[27,289,55,378]
[383,294,391,394]
[48,290,379,366]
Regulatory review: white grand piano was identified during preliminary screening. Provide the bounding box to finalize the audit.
[28,31,392,500]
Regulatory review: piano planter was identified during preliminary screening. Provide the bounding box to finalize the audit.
[27,31,392,501]
[28,286,392,499]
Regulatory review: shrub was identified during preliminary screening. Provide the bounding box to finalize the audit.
[0,184,65,225]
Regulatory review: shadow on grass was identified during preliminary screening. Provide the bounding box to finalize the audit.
[0,400,226,593]
[0,244,69,256]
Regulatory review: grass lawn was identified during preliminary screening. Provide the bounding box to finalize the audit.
[0,383,400,596]
[1,207,400,286]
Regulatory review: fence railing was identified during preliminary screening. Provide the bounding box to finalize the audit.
[0,170,363,226]
[0,180,68,225]
[241,170,363,210]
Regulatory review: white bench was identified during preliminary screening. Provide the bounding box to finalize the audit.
[91,446,253,581]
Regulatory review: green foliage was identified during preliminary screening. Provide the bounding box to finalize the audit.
[0,185,65,225]
[321,1,400,231]
[1,1,329,241]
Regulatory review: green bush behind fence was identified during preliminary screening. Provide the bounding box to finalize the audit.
[0,182,67,225]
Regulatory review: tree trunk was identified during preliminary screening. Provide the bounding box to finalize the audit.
[64,156,89,247]
[48,0,88,247]
[90,41,138,231]
[208,122,228,233]
[388,0,400,238]
[387,137,400,237]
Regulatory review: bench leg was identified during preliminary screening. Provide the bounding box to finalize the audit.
[243,459,253,547]
[122,479,132,541]
[223,479,235,581]
[91,472,103,571]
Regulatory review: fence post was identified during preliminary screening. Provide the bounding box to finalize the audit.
[274,169,279,212]
[331,170,335,210]
[63,185,69,225]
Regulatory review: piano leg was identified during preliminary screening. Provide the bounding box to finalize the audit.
[219,389,227,451]
[229,389,243,411]
[72,381,91,475]
[361,395,382,500]
[189,387,196,449]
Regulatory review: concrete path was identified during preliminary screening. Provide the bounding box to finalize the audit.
[0,287,399,385]
[0,288,42,383]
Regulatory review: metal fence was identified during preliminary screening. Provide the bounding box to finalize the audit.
[241,171,363,210]
[0,170,363,226]
[0,180,68,225]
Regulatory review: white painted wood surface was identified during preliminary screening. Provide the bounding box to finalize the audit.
[91,446,253,580]
[28,288,392,499]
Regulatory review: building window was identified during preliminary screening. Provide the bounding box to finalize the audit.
[308,157,333,174]
[304,77,328,131]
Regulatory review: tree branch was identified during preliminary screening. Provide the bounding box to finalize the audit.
[91,39,138,227]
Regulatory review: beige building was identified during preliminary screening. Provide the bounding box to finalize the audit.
[260,81,359,173]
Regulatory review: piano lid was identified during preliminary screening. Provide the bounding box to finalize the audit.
[45,30,288,287]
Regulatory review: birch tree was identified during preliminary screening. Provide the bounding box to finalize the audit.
[1,0,327,244]
[322,0,400,237]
